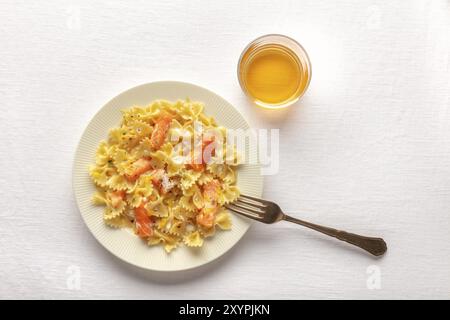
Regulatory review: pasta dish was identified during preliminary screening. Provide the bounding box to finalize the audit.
[89,99,240,252]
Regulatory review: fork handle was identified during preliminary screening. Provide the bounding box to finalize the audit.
[283,215,387,256]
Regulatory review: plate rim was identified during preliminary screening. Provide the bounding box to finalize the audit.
[72,80,263,272]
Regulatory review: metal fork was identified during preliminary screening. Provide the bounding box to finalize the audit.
[226,195,387,256]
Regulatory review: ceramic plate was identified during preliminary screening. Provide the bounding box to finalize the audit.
[73,81,263,271]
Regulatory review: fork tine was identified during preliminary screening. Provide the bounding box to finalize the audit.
[229,202,264,215]
[235,198,267,210]
[240,194,270,205]
[225,204,263,220]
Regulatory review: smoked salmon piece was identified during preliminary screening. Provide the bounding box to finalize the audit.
[150,116,172,150]
[125,158,153,182]
[188,137,216,171]
[135,205,153,238]
[196,179,221,228]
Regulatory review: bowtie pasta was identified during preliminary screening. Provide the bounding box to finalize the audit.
[89,99,240,252]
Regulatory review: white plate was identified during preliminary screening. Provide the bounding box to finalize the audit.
[73,81,263,272]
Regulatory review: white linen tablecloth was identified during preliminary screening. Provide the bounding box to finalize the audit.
[1,0,449,299]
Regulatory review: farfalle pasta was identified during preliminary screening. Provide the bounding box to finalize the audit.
[89,99,240,252]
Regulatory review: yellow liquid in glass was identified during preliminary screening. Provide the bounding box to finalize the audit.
[239,44,310,108]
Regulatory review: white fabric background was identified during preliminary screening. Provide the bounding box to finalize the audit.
[1,0,449,299]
